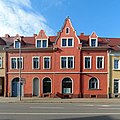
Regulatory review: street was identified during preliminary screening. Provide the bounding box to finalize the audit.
[0,103,120,120]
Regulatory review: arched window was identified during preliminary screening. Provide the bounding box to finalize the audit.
[66,27,69,34]
[43,77,51,93]
[89,77,99,89]
[62,77,72,94]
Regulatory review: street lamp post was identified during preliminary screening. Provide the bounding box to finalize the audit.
[17,39,22,101]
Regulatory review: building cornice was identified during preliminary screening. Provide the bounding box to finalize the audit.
[7,72,108,74]
[81,47,108,50]
[6,47,55,52]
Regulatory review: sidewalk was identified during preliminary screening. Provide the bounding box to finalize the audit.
[0,97,120,103]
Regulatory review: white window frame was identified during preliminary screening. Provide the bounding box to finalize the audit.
[0,56,3,68]
[89,77,99,89]
[90,38,98,47]
[60,56,74,69]
[43,56,51,69]
[84,56,92,69]
[96,56,104,69]
[10,57,23,69]
[14,40,21,48]
[32,56,40,69]
[61,37,74,47]
[36,39,48,48]
[66,27,70,34]
[114,58,120,70]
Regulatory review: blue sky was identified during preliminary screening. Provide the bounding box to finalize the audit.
[0,0,120,37]
[31,0,120,37]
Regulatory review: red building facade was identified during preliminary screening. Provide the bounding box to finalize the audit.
[6,17,109,98]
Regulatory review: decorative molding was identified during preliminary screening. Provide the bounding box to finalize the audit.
[7,71,108,74]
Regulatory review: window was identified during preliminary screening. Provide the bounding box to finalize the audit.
[96,56,104,69]
[90,38,97,47]
[43,78,51,93]
[62,77,72,94]
[61,56,74,69]
[68,39,73,46]
[36,40,41,48]
[11,57,23,69]
[114,80,119,94]
[11,58,16,69]
[62,39,67,46]
[43,56,51,69]
[36,39,48,48]
[43,40,47,48]
[61,38,73,47]
[114,59,120,70]
[84,56,91,69]
[66,27,69,34]
[61,57,66,68]
[89,77,99,89]
[32,57,39,69]
[0,56,3,68]
[14,40,21,48]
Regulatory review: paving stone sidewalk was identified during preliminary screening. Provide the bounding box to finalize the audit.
[0,97,120,103]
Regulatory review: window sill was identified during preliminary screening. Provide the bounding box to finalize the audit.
[10,68,23,70]
[88,89,101,90]
[62,93,73,95]
[61,46,74,48]
[36,47,48,48]
[113,69,120,71]
[96,68,104,70]
[32,68,40,70]
[61,68,74,70]
[43,68,51,70]
[84,68,91,69]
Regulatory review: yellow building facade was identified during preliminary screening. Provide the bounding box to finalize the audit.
[109,51,120,97]
[0,50,6,96]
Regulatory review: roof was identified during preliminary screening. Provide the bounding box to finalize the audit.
[78,33,120,50]
[0,37,6,45]
[1,32,120,51]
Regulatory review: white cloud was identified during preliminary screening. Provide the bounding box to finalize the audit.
[39,0,66,11]
[0,0,55,36]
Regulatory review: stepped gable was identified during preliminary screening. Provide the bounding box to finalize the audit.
[55,16,81,45]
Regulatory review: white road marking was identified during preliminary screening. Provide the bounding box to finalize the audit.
[98,108,120,110]
[80,105,95,107]
[79,104,120,107]
[101,105,110,107]
[0,113,120,115]
[30,107,64,109]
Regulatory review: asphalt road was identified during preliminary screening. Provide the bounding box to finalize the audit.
[0,103,120,120]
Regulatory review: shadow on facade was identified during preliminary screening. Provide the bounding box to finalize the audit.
[53,115,113,120]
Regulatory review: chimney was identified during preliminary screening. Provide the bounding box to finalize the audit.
[5,34,10,38]
[80,33,84,36]
[57,32,60,36]
[34,34,37,38]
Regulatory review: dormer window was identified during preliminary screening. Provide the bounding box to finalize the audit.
[36,39,48,48]
[14,40,21,48]
[90,38,98,47]
[66,27,70,34]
